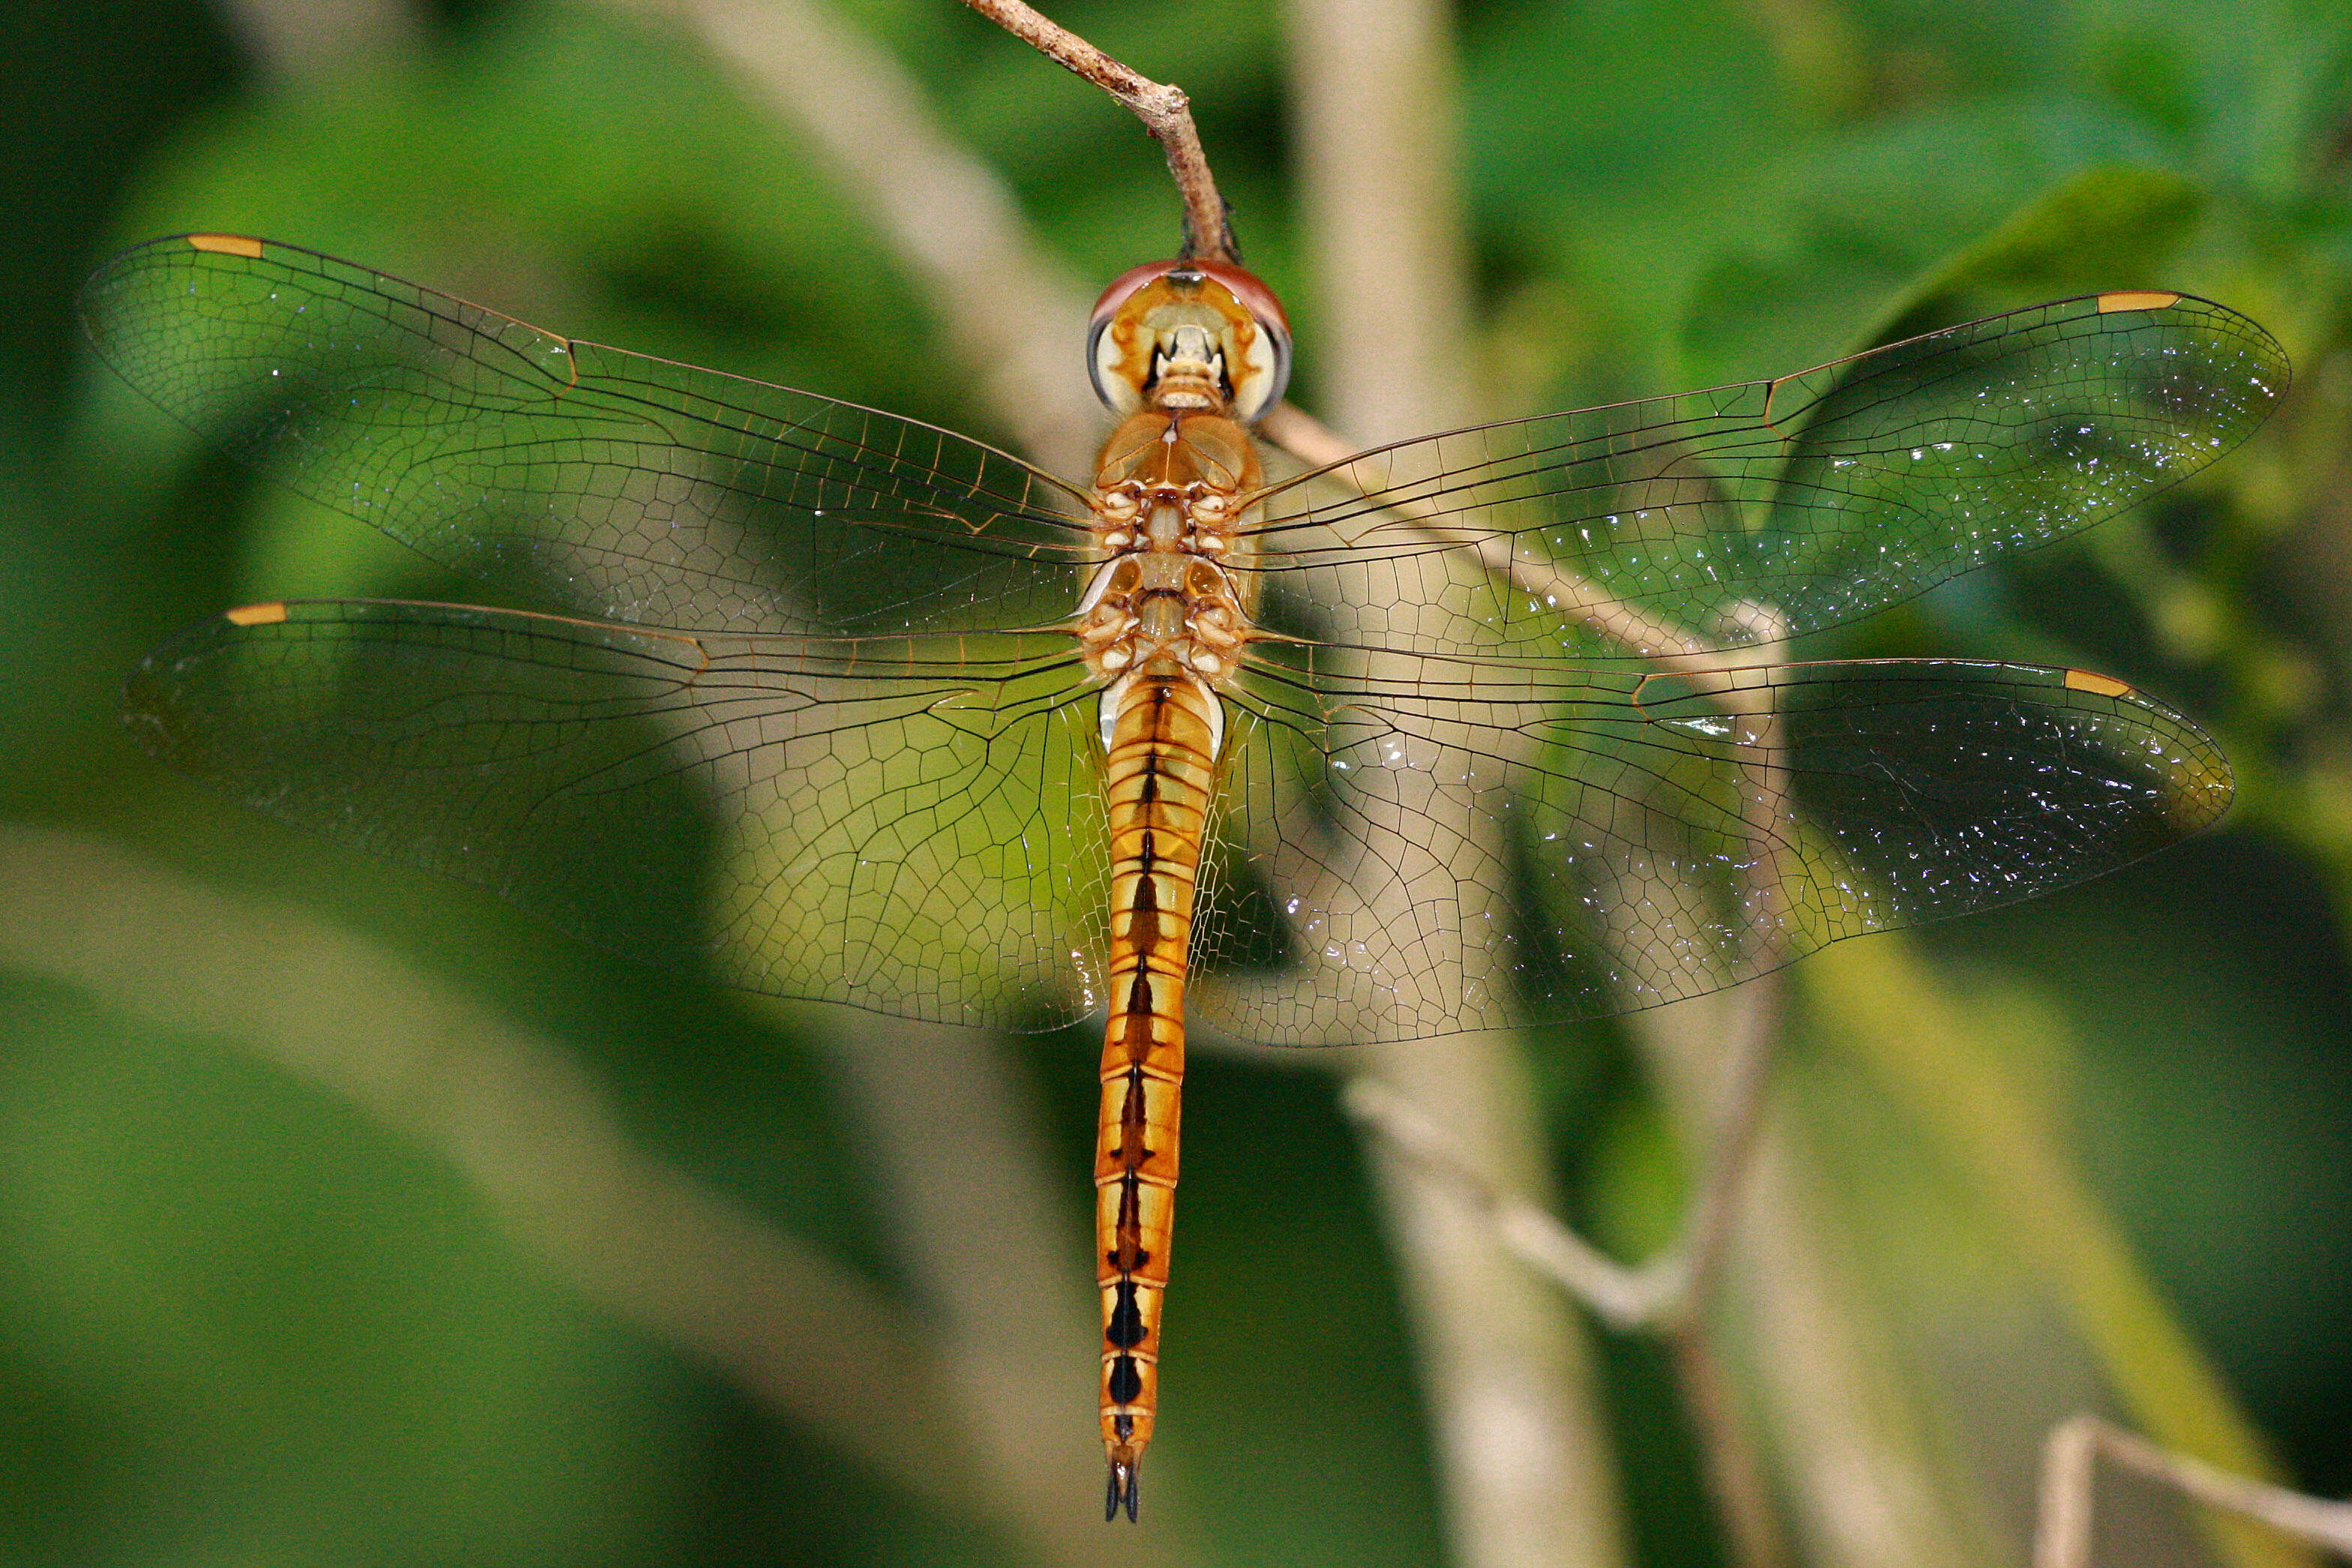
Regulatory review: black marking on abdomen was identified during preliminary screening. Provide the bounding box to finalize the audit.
[1107,1281,1146,1347]
[1136,684,1168,801]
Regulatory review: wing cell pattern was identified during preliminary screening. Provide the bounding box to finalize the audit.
[90,239,2269,1039]
[1191,653,2230,1043]
[81,238,1095,635]
[1244,293,2286,662]
[128,600,1109,1028]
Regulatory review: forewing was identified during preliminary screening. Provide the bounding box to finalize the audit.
[1189,652,2230,1044]
[1243,293,2284,660]
[80,236,1095,635]
[127,599,1110,1029]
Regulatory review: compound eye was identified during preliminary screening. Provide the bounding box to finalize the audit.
[1090,259,1178,325]
[1193,260,1293,422]
[1088,260,1180,414]
[1085,258,1295,422]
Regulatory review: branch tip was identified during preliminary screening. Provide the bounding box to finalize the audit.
[960,0,1234,263]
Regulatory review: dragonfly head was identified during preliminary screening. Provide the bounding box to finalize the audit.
[1089,259,1292,423]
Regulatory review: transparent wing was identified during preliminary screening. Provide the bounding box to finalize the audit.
[80,235,1095,635]
[1188,650,2232,1044]
[1243,293,2287,660]
[95,236,2262,1042]
[126,599,1110,1029]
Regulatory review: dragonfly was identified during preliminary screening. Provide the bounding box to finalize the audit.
[83,233,2284,1520]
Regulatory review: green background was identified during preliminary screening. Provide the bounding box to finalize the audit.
[2,0,2349,1563]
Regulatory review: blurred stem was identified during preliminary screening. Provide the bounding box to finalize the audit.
[1346,981,1792,1568]
[1281,0,1630,1564]
[1668,1323,1791,1568]
[1806,936,2321,1568]
[1632,989,1986,1568]
[211,0,425,82]
[819,1013,1215,1563]
[1347,1044,1793,1568]
[0,825,973,1509]
[2035,1416,2352,1568]
[1340,981,1772,1335]
[1364,1036,1633,1568]
[591,0,1103,477]
[1283,0,1475,445]
[1274,0,1798,1550]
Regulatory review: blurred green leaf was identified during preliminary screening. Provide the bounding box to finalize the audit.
[0,974,689,1568]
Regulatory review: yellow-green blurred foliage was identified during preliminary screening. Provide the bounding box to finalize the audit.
[3,0,2349,1565]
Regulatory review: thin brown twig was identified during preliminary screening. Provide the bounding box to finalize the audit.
[960,0,1233,262]
[2036,1415,2352,1568]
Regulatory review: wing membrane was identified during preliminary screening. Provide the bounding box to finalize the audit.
[80,236,1095,635]
[1189,652,2231,1044]
[127,599,1110,1029]
[1244,293,2286,661]
[95,236,2263,1041]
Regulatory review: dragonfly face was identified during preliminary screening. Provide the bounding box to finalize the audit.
[81,233,2284,1520]
[1087,257,1292,419]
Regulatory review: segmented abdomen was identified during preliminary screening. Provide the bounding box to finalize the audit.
[1095,672,1219,1502]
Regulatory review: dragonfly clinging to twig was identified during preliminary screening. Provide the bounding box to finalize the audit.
[82,232,2281,1518]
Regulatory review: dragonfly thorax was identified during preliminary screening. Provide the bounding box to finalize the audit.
[1078,408,1263,752]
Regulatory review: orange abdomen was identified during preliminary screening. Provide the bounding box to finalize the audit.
[1095,672,1219,1521]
